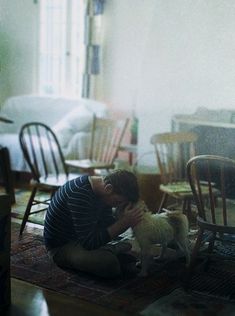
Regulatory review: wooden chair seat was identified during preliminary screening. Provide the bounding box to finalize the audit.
[65,159,115,171]
[160,181,220,198]
[160,181,192,196]
[66,116,129,175]
[37,173,79,188]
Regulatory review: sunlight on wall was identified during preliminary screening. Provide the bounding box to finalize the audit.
[137,0,235,167]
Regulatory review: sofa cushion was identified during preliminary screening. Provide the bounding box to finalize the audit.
[52,105,93,148]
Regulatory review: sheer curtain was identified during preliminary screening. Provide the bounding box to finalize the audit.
[82,0,105,98]
[39,0,105,99]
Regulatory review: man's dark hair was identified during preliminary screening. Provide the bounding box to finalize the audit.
[104,169,139,203]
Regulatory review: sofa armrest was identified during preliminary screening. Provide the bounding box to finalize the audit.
[52,105,93,149]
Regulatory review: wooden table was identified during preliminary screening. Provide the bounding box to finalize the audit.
[0,116,14,123]
[0,116,15,203]
[0,194,11,310]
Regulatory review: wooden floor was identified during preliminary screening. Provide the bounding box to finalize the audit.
[5,278,127,316]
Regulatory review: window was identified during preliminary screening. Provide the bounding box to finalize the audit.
[39,0,85,97]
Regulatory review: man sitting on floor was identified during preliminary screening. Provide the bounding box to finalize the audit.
[43,169,142,278]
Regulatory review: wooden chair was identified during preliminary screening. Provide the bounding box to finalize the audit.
[66,116,129,175]
[19,122,79,235]
[150,131,198,216]
[186,155,235,283]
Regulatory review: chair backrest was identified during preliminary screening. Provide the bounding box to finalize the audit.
[187,155,235,231]
[89,116,129,165]
[151,131,198,184]
[19,122,69,182]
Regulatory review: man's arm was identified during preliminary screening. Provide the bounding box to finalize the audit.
[107,203,142,239]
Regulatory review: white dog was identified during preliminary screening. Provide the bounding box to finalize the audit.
[132,201,190,277]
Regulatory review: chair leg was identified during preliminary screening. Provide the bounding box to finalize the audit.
[183,198,192,224]
[19,186,37,236]
[182,198,187,214]
[184,228,204,289]
[158,193,168,213]
[208,232,216,253]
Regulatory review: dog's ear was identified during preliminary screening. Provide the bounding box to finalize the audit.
[135,199,143,208]
[143,201,150,213]
[137,200,149,213]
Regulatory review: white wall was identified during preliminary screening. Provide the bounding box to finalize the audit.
[102,0,235,167]
[1,1,235,168]
[0,0,38,106]
[101,0,155,113]
[0,0,10,105]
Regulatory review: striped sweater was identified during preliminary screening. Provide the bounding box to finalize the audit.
[43,175,115,250]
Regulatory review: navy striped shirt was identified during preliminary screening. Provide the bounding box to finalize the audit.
[43,175,115,250]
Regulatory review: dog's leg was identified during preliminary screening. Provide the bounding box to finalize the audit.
[176,240,190,266]
[139,248,151,277]
[155,242,167,261]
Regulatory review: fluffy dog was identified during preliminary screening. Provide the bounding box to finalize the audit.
[132,201,190,277]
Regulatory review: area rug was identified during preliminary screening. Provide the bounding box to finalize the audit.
[11,222,180,314]
[11,221,235,315]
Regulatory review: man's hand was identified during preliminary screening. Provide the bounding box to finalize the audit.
[107,202,143,239]
[122,203,143,227]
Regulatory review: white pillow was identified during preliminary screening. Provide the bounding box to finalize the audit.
[53,105,93,148]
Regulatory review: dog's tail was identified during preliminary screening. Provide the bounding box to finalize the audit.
[166,211,189,239]
[162,208,183,216]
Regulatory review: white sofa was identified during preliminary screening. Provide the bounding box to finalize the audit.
[0,95,108,172]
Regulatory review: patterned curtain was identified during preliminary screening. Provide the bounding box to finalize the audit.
[82,0,105,98]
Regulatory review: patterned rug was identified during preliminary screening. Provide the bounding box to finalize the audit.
[11,220,235,315]
[11,222,180,314]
